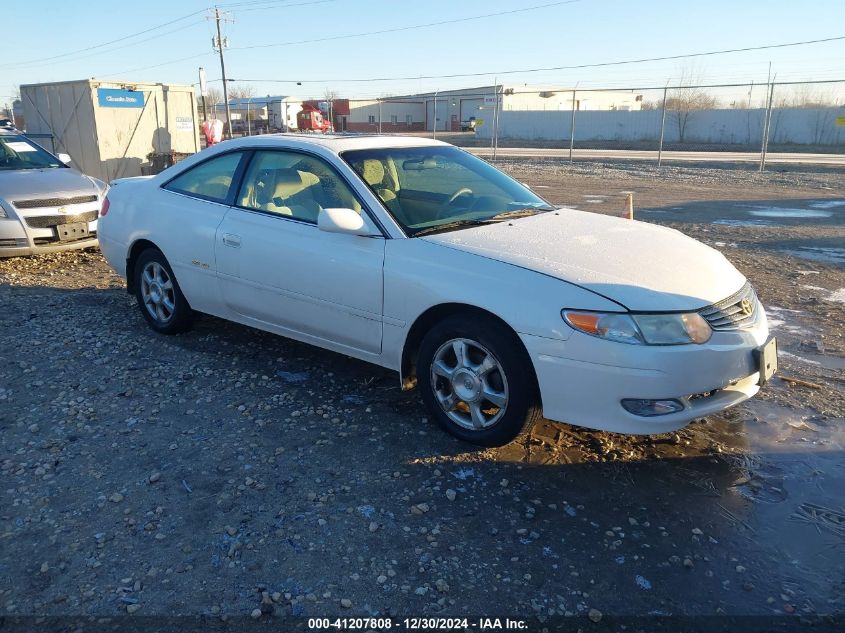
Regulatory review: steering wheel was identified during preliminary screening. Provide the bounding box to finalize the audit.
[447,187,473,206]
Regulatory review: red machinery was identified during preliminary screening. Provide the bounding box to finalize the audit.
[296,103,332,133]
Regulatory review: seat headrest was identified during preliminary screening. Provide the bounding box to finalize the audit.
[361,159,385,187]
[271,168,305,199]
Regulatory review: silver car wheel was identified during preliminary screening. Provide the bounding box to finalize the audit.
[140,261,176,324]
[430,338,509,430]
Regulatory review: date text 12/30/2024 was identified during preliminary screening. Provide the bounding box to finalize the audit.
[308,617,528,630]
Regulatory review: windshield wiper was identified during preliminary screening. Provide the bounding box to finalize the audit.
[411,207,554,237]
[411,219,489,237]
[484,207,554,221]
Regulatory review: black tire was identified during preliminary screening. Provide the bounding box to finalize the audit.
[133,248,194,335]
[417,313,542,447]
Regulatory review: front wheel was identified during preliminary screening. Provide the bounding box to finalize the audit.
[417,314,542,446]
[133,248,194,335]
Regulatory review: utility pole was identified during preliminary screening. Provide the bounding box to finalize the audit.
[568,89,576,163]
[212,7,233,138]
[759,62,774,172]
[491,78,500,160]
[198,67,209,122]
[432,89,438,140]
[657,85,668,167]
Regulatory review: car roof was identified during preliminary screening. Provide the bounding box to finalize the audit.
[224,133,452,154]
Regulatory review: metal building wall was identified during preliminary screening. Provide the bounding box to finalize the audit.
[21,80,200,182]
[21,80,101,178]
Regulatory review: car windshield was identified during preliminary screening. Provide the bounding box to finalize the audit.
[0,135,65,171]
[342,146,553,236]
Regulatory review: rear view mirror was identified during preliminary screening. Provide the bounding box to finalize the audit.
[402,157,438,170]
[318,208,380,237]
[57,153,72,165]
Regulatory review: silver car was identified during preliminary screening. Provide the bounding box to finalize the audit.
[0,130,107,257]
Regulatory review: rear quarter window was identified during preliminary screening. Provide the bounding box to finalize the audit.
[163,152,243,203]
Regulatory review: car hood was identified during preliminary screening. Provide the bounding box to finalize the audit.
[421,209,746,311]
[0,168,97,202]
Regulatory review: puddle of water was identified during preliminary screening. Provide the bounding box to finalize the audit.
[797,352,845,371]
[749,207,833,219]
[778,350,821,366]
[780,247,845,265]
[809,200,845,209]
[713,219,774,227]
[275,370,310,383]
[582,195,606,204]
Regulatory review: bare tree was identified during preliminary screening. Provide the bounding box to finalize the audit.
[664,67,717,143]
[228,84,256,100]
[776,84,837,108]
[205,86,223,106]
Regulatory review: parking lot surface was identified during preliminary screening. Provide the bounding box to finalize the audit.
[1,160,843,626]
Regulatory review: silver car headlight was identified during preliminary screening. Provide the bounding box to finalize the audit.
[562,310,712,345]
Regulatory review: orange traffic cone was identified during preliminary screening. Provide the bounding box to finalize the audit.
[623,193,634,220]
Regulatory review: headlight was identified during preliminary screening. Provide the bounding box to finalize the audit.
[562,310,712,345]
[633,313,711,344]
[562,311,644,345]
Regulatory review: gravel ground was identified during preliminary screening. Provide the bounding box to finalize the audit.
[1,161,843,630]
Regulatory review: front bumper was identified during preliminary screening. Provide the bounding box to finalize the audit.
[0,212,99,258]
[520,311,769,434]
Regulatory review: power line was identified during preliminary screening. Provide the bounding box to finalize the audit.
[228,0,582,51]
[91,1,578,82]
[11,20,207,71]
[227,34,845,83]
[98,52,214,80]
[221,0,340,11]
[217,0,333,7]
[0,9,206,68]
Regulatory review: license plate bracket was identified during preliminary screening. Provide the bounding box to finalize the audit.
[754,336,778,386]
[56,222,89,242]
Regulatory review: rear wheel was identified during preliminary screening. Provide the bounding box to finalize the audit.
[133,248,194,334]
[418,314,542,446]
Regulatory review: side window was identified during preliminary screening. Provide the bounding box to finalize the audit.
[237,150,363,224]
[163,152,243,203]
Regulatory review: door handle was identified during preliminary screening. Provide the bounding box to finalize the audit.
[222,233,241,248]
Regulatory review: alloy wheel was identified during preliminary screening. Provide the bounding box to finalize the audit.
[140,261,176,324]
[430,338,509,430]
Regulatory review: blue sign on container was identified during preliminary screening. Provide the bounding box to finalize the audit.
[97,88,145,108]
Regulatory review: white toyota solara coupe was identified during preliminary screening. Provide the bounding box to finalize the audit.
[98,134,777,446]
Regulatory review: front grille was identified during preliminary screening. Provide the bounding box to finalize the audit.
[0,238,28,248]
[24,210,98,229]
[699,281,758,331]
[13,194,98,209]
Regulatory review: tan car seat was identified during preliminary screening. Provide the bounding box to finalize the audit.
[360,159,407,223]
[263,168,322,222]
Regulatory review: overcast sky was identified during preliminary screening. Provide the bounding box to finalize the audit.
[3,0,844,105]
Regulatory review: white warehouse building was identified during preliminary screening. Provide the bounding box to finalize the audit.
[347,85,644,132]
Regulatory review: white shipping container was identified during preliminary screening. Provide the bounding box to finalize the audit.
[20,79,201,182]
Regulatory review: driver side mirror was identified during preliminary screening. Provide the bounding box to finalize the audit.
[57,153,72,165]
[317,208,380,237]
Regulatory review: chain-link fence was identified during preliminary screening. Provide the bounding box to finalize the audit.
[473,80,845,168]
[200,80,844,169]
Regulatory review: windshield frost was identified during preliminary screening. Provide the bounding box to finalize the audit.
[343,146,552,235]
